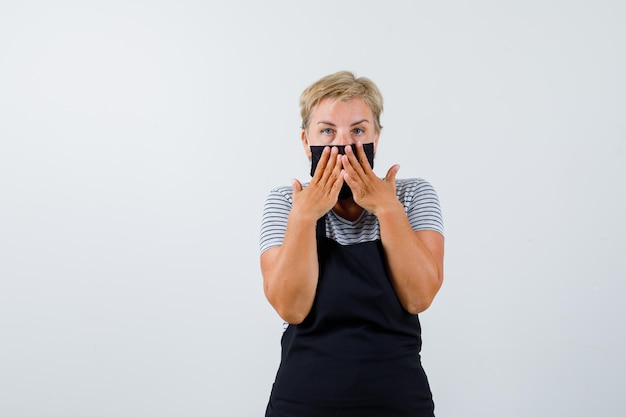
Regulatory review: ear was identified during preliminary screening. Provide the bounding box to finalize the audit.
[373,131,380,155]
[301,129,312,159]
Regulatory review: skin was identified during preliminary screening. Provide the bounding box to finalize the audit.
[261,98,444,324]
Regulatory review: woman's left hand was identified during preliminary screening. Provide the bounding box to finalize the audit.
[344,142,443,314]
[341,142,400,215]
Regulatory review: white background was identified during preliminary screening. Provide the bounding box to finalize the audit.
[1,1,625,416]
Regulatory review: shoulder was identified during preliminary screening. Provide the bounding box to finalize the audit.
[266,185,294,202]
[263,185,294,209]
[260,185,294,253]
[396,178,444,235]
[395,178,440,205]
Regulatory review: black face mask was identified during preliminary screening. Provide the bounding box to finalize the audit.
[309,143,375,200]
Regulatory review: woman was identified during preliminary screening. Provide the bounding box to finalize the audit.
[260,71,444,416]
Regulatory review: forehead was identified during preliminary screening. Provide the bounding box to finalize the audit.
[311,98,373,122]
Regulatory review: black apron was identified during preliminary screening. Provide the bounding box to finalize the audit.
[265,215,434,417]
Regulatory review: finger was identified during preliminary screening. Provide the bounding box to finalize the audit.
[319,147,341,185]
[354,141,373,173]
[343,144,369,179]
[311,146,332,181]
[291,178,303,194]
[343,170,356,189]
[385,164,400,183]
[326,153,344,198]
[342,145,365,179]
[331,168,345,195]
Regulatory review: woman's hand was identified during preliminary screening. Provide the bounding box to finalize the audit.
[292,146,344,221]
[262,146,344,324]
[341,142,400,215]
[342,142,443,314]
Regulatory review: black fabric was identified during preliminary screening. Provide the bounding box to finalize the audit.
[309,143,375,200]
[265,216,434,416]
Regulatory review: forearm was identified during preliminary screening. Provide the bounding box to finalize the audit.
[377,202,443,314]
[262,208,320,324]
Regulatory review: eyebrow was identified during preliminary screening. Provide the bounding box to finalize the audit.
[316,119,370,126]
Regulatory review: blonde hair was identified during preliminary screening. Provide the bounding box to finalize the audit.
[299,71,383,133]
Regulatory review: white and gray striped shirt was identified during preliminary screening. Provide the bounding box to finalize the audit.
[259,178,443,253]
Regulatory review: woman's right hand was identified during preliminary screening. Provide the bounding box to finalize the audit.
[291,146,344,220]
[262,147,343,324]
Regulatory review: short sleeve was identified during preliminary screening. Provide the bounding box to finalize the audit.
[259,186,294,253]
[398,178,444,236]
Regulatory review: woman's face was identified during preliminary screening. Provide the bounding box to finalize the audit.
[301,97,379,158]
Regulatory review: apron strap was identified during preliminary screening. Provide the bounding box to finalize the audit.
[316,214,326,240]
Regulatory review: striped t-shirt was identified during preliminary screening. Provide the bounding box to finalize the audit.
[259,178,443,253]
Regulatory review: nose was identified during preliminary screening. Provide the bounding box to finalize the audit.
[335,130,352,146]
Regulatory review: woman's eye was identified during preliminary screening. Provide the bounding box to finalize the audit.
[353,128,364,135]
[321,128,334,135]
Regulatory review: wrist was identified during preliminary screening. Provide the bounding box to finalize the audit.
[289,204,322,227]
[372,198,404,220]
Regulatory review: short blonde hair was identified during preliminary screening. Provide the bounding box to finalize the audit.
[299,71,383,134]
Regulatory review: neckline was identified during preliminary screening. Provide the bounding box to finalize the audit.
[329,209,367,225]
